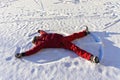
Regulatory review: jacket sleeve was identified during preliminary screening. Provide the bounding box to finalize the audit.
[24,43,45,56]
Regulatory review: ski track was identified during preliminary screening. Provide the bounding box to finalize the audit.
[0,0,120,80]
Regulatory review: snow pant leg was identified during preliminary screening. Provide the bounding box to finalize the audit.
[62,40,92,60]
[64,31,87,42]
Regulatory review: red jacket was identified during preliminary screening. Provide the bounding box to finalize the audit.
[25,33,64,55]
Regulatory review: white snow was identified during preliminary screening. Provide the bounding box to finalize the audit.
[0,0,120,80]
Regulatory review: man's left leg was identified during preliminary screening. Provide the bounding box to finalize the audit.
[61,40,99,63]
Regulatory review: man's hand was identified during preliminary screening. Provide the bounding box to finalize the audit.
[38,30,47,35]
[15,53,22,58]
[15,53,25,58]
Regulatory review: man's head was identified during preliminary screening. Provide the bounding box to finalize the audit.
[32,36,39,44]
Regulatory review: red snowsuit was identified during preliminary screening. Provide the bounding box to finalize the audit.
[24,30,93,60]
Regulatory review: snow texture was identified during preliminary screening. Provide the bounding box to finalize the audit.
[0,0,120,80]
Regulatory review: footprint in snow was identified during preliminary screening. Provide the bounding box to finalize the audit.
[6,56,12,61]
[64,61,79,68]
[31,68,35,73]
[74,61,79,66]
[64,62,71,68]
[98,67,103,73]
[14,47,21,53]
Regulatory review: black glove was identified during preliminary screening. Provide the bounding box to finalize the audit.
[15,53,26,58]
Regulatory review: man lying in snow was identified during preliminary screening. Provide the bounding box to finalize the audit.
[15,27,99,63]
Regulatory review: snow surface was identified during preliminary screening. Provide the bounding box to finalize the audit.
[0,0,120,80]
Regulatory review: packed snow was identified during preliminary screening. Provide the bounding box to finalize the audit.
[0,0,120,80]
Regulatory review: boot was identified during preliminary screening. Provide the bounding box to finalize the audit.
[90,55,99,63]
